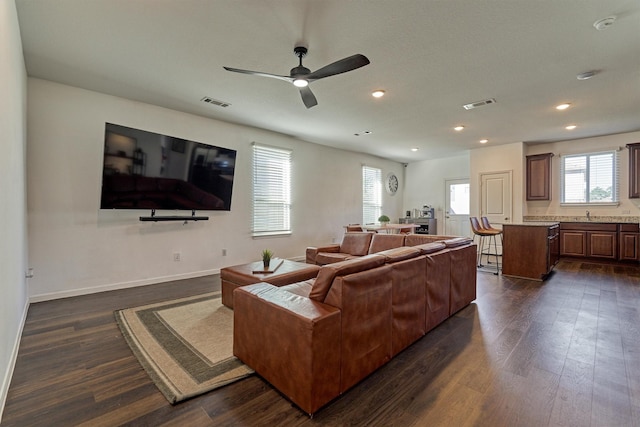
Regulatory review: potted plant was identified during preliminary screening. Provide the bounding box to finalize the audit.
[378,215,390,226]
[261,249,273,268]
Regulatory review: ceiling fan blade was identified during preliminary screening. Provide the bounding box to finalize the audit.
[223,66,293,83]
[299,86,318,108]
[307,54,370,81]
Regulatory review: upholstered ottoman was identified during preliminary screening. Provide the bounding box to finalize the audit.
[221,259,321,308]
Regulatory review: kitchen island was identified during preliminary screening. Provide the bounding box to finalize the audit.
[502,222,560,281]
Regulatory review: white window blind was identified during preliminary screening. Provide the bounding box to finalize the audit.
[362,166,382,224]
[252,143,291,236]
[560,150,618,204]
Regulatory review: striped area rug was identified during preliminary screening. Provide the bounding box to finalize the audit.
[115,292,253,404]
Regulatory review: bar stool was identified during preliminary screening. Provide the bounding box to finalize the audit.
[481,217,503,267]
[470,217,501,275]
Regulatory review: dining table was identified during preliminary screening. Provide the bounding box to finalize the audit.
[362,223,418,234]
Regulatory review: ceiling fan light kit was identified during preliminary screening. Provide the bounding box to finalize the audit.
[223,46,370,108]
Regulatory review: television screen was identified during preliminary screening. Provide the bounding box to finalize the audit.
[100,123,236,211]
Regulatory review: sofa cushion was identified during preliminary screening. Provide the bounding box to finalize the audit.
[279,280,314,298]
[413,242,447,254]
[375,246,421,263]
[404,234,456,246]
[309,254,385,302]
[368,234,405,254]
[443,237,472,247]
[315,252,354,265]
[339,232,374,256]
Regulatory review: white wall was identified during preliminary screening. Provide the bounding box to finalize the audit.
[525,131,640,217]
[0,0,28,419]
[26,78,404,301]
[470,142,525,223]
[404,152,470,233]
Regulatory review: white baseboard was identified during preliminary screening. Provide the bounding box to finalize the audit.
[29,268,220,303]
[0,298,29,423]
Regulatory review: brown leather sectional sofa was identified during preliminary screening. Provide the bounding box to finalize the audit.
[233,234,477,415]
[305,231,460,265]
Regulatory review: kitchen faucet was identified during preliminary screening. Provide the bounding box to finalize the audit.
[586,210,590,221]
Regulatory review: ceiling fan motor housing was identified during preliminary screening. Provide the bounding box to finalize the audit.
[294,46,308,58]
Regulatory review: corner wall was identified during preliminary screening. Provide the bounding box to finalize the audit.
[26,78,404,301]
[0,0,29,418]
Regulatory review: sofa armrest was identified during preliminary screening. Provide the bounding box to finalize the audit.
[306,244,340,264]
[233,283,341,415]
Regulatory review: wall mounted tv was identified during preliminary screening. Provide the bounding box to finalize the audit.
[100,123,236,212]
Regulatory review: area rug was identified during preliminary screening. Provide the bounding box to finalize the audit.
[114,292,254,404]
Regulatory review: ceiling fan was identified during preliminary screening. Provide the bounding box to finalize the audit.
[223,46,370,109]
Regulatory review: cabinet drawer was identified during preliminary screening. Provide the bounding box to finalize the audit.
[620,223,640,232]
[560,222,617,232]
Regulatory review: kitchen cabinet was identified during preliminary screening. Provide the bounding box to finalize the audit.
[628,143,640,198]
[526,153,553,201]
[502,223,559,280]
[619,223,640,261]
[560,223,617,260]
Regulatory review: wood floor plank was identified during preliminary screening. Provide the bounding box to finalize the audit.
[2,260,640,426]
[548,357,594,427]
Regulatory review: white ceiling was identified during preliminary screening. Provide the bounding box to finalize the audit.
[15,0,640,163]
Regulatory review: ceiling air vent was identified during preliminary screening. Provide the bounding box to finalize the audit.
[201,96,231,108]
[463,98,496,110]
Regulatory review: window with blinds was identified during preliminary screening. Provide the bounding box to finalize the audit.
[362,166,382,224]
[560,150,618,204]
[252,143,292,236]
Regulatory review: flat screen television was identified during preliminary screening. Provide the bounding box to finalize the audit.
[100,123,236,212]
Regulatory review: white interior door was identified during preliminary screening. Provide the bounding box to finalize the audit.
[445,179,470,237]
[480,171,512,225]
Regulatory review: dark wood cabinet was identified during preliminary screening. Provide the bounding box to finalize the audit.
[560,230,587,257]
[619,223,640,261]
[560,223,623,260]
[526,153,553,201]
[628,143,640,198]
[503,223,559,280]
[587,230,617,259]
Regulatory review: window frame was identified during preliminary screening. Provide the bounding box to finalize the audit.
[560,149,619,206]
[251,143,292,237]
[362,165,382,224]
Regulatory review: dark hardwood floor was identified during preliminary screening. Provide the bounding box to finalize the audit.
[2,260,639,426]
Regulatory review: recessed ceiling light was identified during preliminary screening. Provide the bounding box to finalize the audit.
[411,148,419,152]
[556,103,571,110]
[479,139,488,144]
[565,125,577,130]
[454,126,465,131]
[372,90,385,98]
[593,16,616,31]
[577,71,597,80]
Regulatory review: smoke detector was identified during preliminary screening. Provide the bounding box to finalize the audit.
[593,16,616,30]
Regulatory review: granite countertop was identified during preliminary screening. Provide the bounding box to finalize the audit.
[505,222,560,227]
[523,215,640,224]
